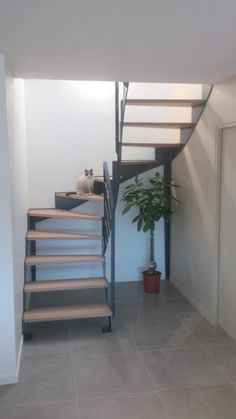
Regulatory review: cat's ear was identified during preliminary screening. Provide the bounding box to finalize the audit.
[90,169,94,176]
[85,169,89,176]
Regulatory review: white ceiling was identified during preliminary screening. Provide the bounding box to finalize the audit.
[1,0,236,83]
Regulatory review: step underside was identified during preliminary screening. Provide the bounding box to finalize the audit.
[122,142,181,148]
[126,99,205,107]
[25,255,105,266]
[28,208,102,221]
[23,304,112,323]
[123,122,194,129]
[24,277,108,293]
[26,230,103,241]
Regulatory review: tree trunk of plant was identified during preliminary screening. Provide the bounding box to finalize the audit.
[149,225,157,273]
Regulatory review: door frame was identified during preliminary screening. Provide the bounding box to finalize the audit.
[212,121,236,325]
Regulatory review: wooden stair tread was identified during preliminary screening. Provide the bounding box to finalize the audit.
[28,209,102,221]
[56,192,104,202]
[25,255,105,266]
[24,277,108,293]
[123,122,194,129]
[122,142,181,148]
[27,230,103,241]
[126,99,205,107]
[23,304,112,323]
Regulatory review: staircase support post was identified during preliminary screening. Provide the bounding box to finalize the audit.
[164,153,172,280]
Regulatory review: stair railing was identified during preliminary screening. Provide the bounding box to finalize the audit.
[113,82,129,202]
[103,161,116,316]
[102,83,129,317]
[117,82,129,164]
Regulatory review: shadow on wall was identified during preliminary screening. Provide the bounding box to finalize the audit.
[170,85,236,322]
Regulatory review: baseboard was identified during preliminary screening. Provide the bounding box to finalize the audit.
[171,278,216,325]
[0,335,23,385]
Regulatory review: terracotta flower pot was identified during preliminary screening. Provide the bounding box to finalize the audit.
[142,270,161,294]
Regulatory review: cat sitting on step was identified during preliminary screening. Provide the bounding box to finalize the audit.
[77,169,94,195]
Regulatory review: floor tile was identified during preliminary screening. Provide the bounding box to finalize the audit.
[1,400,79,419]
[178,311,206,330]
[168,300,197,320]
[141,346,228,390]
[0,386,12,409]
[67,317,109,335]
[5,357,76,407]
[116,301,178,325]
[9,281,236,418]
[204,344,236,381]
[141,281,185,302]
[69,328,136,356]
[116,282,143,303]
[79,392,169,419]
[159,384,236,419]
[128,321,198,351]
[187,320,234,345]
[128,318,183,335]
[23,323,70,361]
[73,352,154,399]
[116,280,184,303]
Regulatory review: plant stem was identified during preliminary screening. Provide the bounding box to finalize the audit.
[149,225,157,273]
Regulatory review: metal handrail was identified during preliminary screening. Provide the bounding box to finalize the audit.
[102,83,129,317]
[103,161,116,315]
[118,82,129,164]
[113,82,129,204]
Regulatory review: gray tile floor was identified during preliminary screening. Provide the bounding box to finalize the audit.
[1,281,236,419]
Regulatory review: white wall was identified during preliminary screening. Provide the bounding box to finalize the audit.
[7,78,28,358]
[0,56,28,385]
[0,56,28,384]
[0,56,17,384]
[171,75,236,324]
[25,80,116,208]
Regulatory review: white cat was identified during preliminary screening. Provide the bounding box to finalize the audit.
[77,169,94,195]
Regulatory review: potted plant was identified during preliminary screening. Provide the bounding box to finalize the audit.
[122,172,178,293]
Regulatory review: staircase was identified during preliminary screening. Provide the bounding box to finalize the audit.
[22,82,212,338]
[23,179,114,338]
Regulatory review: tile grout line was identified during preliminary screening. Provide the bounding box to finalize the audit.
[67,326,83,419]
[126,321,203,353]
[126,325,172,419]
[175,312,236,388]
[125,307,236,417]
[171,312,215,349]
[199,342,236,388]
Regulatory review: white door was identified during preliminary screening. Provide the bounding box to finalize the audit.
[219,126,236,340]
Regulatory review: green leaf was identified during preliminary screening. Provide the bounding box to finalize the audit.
[137,217,143,231]
[121,172,180,232]
[132,214,140,223]
[122,204,132,214]
[143,223,150,233]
